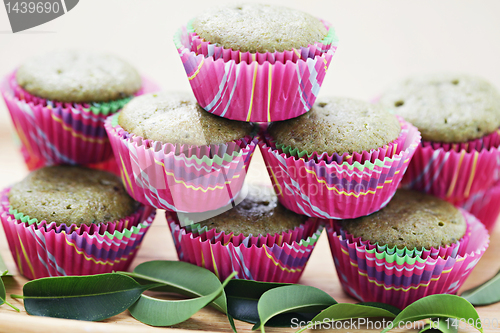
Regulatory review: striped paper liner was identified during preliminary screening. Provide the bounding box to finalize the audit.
[105,115,257,213]
[167,212,324,283]
[1,71,159,165]
[452,180,500,232]
[0,188,156,280]
[259,120,421,219]
[19,142,121,175]
[327,209,489,309]
[401,129,500,202]
[174,21,337,122]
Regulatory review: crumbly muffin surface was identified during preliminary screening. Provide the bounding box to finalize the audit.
[196,187,307,236]
[192,3,327,53]
[341,190,467,250]
[268,97,401,154]
[8,166,137,226]
[118,92,253,145]
[379,73,500,142]
[16,50,141,103]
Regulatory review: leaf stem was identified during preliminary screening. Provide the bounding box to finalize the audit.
[4,300,20,312]
[10,294,23,299]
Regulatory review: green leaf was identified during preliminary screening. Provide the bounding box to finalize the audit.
[121,260,228,313]
[225,279,294,326]
[14,273,160,321]
[1,276,19,311]
[253,285,337,332]
[358,302,401,316]
[381,295,482,333]
[420,318,458,333]
[128,271,237,327]
[461,269,500,306]
[295,303,397,333]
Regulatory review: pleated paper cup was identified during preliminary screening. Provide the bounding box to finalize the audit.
[0,71,159,166]
[452,180,500,232]
[105,114,257,213]
[327,209,489,309]
[167,212,324,283]
[0,188,156,280]
[259,119,421,219]
[19,142,121,176]
[401,129,500,202]
[174,20,338,122]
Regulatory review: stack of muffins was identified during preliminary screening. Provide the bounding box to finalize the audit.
[0,50,158,279]
[0,3,494,311]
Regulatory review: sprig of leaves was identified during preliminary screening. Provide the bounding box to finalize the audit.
[1,260,492,332]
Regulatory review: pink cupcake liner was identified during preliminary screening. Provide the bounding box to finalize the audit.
[327,209,489,309]
[0,71,160,166]
[175,22,337,122]
[451,180,500,232]
[167,212,324,283]
[0,188,156,280]
[401,129,500,202]
[19,142,121,175]
[259,120,421,219]
[105,115,257,213]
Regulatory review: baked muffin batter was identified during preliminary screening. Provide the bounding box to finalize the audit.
[192,3,327,53]
[9,166,138,226]
[16,50,141,103]
[341,189,467,250]
[269,97,401,155]
[118,92,253,145]
[379,73,500,142]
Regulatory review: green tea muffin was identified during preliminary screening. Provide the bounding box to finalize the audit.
[341,189,467,250]
[16,50,142,103]
[195,187,307,236]
[8,166,138,226]
[268,97,401,155]
[192,3,327,53]
[379,73,500,142]
[118,92,253,145]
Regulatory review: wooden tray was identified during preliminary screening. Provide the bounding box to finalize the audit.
[0,144,499,333]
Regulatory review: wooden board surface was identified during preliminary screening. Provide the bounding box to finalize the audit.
[0,127,499,333]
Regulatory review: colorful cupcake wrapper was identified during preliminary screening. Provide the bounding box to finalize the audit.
[18,141,121,175]
[422,128,500,153]
[332,222,468,261]
[270,116,409,164]
[175,23,337,122]
[105,115,257,213]
[1,72,159,165]
[187,19,337,65]
[167,212,324,283]
[327,209,489,309]
[259,120,421,219]
[0,188,156,280]
[452,180,500,232]
[401,136,500,202]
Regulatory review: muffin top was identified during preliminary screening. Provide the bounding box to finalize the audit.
[8,166,138,226]
[340,190,467,250]
[118,92,253,145]
[192,3,327,53]
[379,73,500,142]
[268,97,401,155]
[16,50,142,103]
[195,187,307,236]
